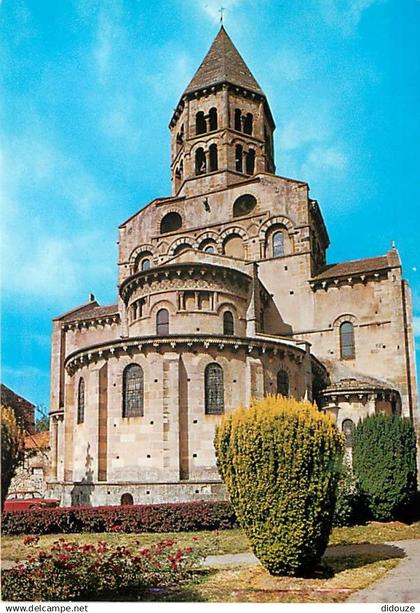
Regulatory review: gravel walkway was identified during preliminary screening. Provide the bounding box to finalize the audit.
[203,539,420,603]
[346,539,420,603]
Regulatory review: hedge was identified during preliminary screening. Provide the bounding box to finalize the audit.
[1,500,238,535]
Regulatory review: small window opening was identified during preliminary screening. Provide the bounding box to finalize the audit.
[205,363,224,415]
[120,493,134,506]
[122,364,144,418]
[196,111,206,135]
[277,369,289,397]
[195,147,206,175]
[235,144,243,172]
[209,144,218,171]
[156,308,169,336]
[234,108,242,131]
[243,113,253,135]
[223,311,234,335]
[340,322,355,359]
[209,107,218,131]
[272,231,284,257]
[342,419,354,448]
[77,378,85,424]
[160,212,182,234]
[245,149,255,174]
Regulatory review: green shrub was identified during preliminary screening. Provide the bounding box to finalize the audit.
[333,461,362,527]
[352,414,417,521]
[1,406,25,511]
[214,395,344,576]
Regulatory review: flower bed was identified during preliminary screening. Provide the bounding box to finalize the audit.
[1,536,204,601]
[2,500,237,535]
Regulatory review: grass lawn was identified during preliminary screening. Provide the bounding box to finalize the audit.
[2,520,419,562]
[156,556,400,603]
[2,521,418,602]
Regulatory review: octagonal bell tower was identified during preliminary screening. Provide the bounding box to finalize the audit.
[169,26,276,197]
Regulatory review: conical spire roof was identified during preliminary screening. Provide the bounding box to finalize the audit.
[183,26,264,96]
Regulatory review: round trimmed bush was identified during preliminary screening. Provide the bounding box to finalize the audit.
[214,395,344,576]
[352,414,417,520]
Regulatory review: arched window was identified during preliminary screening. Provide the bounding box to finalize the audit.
[120,493,134,506]
[342,419,354,448]
[123,364,144,417]
[223,311,234,335]
[176,124,184,145]
[234,108,242,131]
[203,244,216,253]
[233,194,257,217]
[235,144,243,172]
[340,322,355,359]
[195,147,206,175]
[209,144,218,172]
[156,308,169,336]
[245,149,255,174]
[243,113,253,135]
[223,234,244,258]
[205,363,224,415]
[141,258,151,271]
[277,369,289,397]
[272,231,284,257]
[160,212,182,234]
[173,242,191,255]
[209,107,218,131]
[77,378,85,424]
[196,111,206,135]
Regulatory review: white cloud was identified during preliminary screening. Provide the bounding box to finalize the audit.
[414,316,420,339]
[0,132,115,307]
[315,0,384,35]
[92,2,124,84]
[303,145,348,175]
[270,49,306,82]
[280,115,332,152]
[199,0,244,24]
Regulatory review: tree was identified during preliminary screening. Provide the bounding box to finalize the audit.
[1,405,25,511]
[34,404,49,432]
[214,395,344,576]
[352,413,417,520]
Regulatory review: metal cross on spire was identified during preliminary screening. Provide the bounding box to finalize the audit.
[219,6,225,23]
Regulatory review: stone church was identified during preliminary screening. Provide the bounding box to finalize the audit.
[47,27,418,507]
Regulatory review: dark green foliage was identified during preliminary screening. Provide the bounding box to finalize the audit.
[214,396,344,576]
[333,462,363,527]
[1,406,25,511]
[352,414,417,521]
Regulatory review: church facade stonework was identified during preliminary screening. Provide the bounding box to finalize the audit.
[48,28,418,507]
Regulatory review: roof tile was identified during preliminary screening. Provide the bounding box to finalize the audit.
[313,255,389,281]
[184,26,263,96]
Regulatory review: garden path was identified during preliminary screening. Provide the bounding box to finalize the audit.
[346,539,420,603]
[204,539,420,603]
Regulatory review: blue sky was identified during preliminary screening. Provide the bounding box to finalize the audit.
[1,0,419,414]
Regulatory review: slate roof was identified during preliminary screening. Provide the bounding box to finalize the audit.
[59,303,119,323]
[320,360,397,393]
[313,255,390,281]
[322,377,395,393]
[183,26,264,96]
